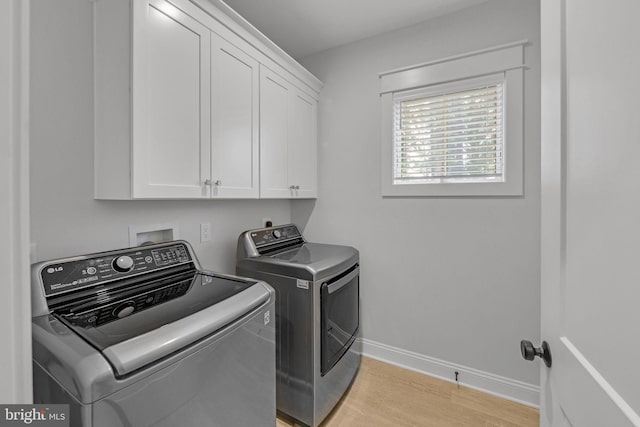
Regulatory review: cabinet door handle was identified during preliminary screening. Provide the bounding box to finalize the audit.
[214,180,222,186]
[294,185,300,190]
[204,179,212,186]
[289,185,295,190]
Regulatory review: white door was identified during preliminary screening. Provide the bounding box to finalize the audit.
[260,66,292,198]
[132,0,211,198]
[289,89,318,198]
[539,1,640,425]
[210,35,259,198]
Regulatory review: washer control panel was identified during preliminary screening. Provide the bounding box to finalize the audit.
[40,243,192,297]
[251,224,302,248]
[65,278,192,327]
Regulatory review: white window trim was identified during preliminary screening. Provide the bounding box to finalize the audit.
[380,41,526,197]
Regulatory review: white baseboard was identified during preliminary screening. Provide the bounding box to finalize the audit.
[359,338,540,408]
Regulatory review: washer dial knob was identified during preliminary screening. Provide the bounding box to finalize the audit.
[272,230,282,239]
[113,255,135,273]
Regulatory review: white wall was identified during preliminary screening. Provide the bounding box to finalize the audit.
[294,0,541,394]
[29,0,289,271]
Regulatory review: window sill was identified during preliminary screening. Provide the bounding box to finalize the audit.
[381,179,523,197]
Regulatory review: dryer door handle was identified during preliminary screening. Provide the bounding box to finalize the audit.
[326,267,359,294]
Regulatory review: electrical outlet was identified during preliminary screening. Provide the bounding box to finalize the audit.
[200,223,211,242]
[262,218,272,227]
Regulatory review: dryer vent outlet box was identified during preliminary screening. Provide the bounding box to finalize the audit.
[129,223,179,246]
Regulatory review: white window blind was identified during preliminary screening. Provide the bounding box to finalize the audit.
[393,81,504,184]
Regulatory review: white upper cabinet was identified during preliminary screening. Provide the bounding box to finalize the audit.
[132,0,211,198]
[210,36,259,198]
[94,0,321,200]
[289,89,318,198]
[260,67,293,198]
[260,66,318,199]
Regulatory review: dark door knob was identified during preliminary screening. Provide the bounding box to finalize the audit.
[520,340,552,368]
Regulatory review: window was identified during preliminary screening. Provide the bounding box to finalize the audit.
[393,75,504,185]
[380,42,525,196]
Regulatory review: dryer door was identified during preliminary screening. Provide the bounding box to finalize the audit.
[320,264,359,375]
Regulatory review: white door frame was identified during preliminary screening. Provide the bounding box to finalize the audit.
[0,0,32,403]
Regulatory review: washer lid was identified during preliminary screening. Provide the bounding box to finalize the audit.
[240,243,359,281]
[56,271,271,376]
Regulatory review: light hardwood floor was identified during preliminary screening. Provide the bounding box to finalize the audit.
[276,357,539,427]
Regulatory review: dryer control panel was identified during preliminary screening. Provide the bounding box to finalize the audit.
[251,224,302,249]
[39,243,192,297]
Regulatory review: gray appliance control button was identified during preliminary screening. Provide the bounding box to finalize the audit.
[116,303,135,318]
[113,256,135,272]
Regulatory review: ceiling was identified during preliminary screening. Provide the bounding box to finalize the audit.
[222,0,489,59]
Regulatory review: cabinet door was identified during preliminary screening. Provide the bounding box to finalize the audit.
[210,35,259,198]
[288,89,317,198]
[259,66,292,198]
[132,0,211,198]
